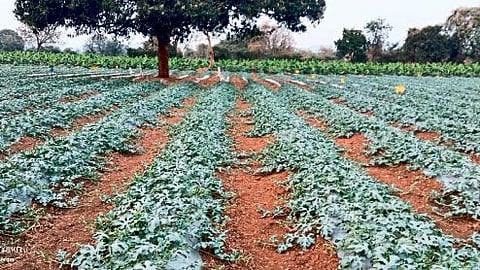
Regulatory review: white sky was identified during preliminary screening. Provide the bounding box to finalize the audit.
[1,0,479,52]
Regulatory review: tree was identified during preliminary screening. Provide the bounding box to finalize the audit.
[213,27,264,59]
[317,46,336,61]
[378,42,403,63]
[195,43,209,59]
[14,0,67,51]
[142,37,182,58]
[445,7,480,61]
[334,29,368,63]
[190,0,230,69]
[126,38,181,58]
[17,23,61,51]
[402,25,460,63]
[0,29,25,51]
[364,18,392,62]
[248,23,294,57]
[15,0,326,78]
[84,34,126,56]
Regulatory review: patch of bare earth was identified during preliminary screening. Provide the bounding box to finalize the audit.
[0,97,196,270]
[329,97,346,105]
[164,97,196,124]
[414,131,441,141]
[49,111,109,137]
[197,76,220,87]
[336,133,372,164]
[1,136,44,160]
[361,111,374,116]
[298,111,330,131]
[300,114,480,239]
[196,67,209,74]
[398,124,415,132]
[396,124,441,142]
[1,111,109,161]
[366,165,480,239]
[202,99,339,270]
[251,73,281,91]
[272,76,314,91]
[229,77,248,90]
[470,154,480,164]
[396,125,479,165]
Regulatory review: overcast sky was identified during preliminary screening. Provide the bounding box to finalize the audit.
[1,0,479,51]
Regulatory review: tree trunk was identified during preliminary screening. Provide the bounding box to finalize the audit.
[157,40,169,78]
[206,33,215,70]
[36,35,42,52]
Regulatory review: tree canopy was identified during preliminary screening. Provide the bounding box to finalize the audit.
[445,7,480,61]
[14,0,326,77]
[402,25,460,63]
[335,29,368,63]
[364,18,392,62]
[0,29,25,51]
[84,34,126,56]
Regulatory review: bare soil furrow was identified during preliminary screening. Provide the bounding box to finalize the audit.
[203,98,338,269]
[301,113,480,240]
[0,97,196,270]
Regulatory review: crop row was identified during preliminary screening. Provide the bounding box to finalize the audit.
[242,82,479,269]
[297,74,480,155]
[0,82,193,234]
[71,83,237,269]
[0,64,101,77]
[0,76,104,102]
[2,51,480,77]
[0,79,139,152]
[0,79,123,119]
[273,82,480,219]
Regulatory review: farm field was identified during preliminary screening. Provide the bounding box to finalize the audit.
[0,64,479,269]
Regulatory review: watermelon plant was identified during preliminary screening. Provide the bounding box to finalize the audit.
[0,82,194,234]
[242,82,480,269]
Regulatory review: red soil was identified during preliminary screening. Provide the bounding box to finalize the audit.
[197,76,220,87]
[298,111,330,131]
[396,124,478,165]
[49,111,108,137]
[471,154,480,164]
[399,124,416,132]
[251,74,281,91]
[164,97,196,124]
[1,127,170,270]
[367,165,480,239]
[301,115,480,239]
[0,97,196,270]
[202,99,339,269]
[2,136,44,158]
[361,111,374,116]
[329,98,346,105]
[229,77,248,90]
[415,131,441,141]
[394,123,440,142]
[336,134,479,239]
[335,133,372,164]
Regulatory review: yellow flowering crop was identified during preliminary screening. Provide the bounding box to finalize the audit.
[395,85,405,94]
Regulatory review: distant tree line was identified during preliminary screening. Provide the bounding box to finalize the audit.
[335,7,480,63]
[2,4,479,66]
